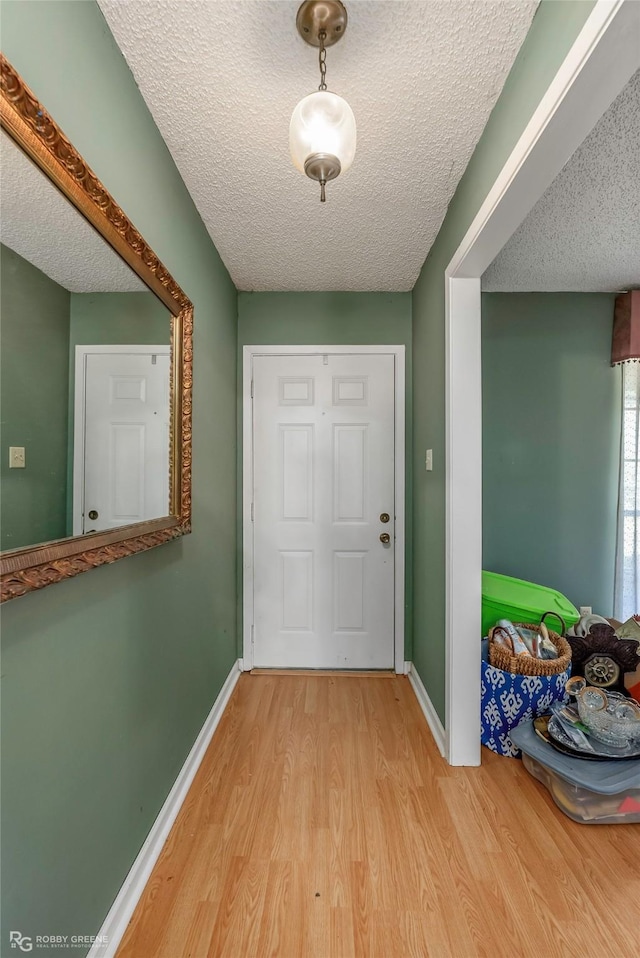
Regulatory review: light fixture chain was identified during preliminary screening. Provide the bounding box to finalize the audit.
[318,29,327,90]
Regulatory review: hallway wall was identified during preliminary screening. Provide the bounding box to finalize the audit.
[1,2,237,952]
[237,291,413,658]
[411,0,597,721]
[482,292,620,615]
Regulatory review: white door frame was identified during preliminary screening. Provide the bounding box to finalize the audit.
[445,0,640,765]
[242,344,406,674]
[72,344,170,535]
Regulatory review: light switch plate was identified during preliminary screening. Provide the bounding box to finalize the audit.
[425,449,433,472]
[9,446,25,468]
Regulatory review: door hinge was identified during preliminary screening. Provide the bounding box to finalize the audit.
[250,502,254,521]
[251,380,254,398]
[251,624,255,647]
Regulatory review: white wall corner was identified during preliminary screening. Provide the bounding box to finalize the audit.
[407,663,447,758]
[88,660,242,958]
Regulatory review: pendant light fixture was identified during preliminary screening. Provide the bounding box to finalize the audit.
[289,1,356,203]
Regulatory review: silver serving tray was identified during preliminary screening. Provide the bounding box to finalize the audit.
[547,715,640,760]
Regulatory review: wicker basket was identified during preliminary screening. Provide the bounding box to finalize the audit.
[488,622,571,676]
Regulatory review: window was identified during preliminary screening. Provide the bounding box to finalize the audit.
[615,362,640,620]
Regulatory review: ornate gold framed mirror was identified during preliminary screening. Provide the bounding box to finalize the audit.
[0,55,193,602]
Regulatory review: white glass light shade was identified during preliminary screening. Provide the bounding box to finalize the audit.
[289,91,356,175]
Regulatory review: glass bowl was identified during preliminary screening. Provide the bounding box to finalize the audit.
[577,688,640,747]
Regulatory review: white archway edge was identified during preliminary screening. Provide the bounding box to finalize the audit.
[445,0,640,765]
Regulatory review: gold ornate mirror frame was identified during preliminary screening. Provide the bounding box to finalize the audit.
[0,55,193,602]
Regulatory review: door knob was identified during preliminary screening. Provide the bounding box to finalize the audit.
[379,532,391,544]
[88,510,99,520]
[380,513,390,523]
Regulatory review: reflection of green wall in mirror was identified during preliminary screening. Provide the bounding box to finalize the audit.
[0,243,70,550]
[0,249,171,546]
[65,290,172,533]
[69,290,171,346]
[482,292,620,615]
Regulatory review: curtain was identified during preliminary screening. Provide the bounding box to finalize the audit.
[615,362,640,620]
[612,291,640,366]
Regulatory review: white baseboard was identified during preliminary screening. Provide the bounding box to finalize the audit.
[407,663,447,758]
[88,659,242,958]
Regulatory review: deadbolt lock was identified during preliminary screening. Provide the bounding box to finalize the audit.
[88,510,99,520]
[380,512,390,523]
[379,532,391,544]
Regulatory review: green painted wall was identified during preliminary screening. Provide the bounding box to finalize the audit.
[1,2,237,954]
[1,243,70,550]
[237,291,413,656]
[411,1,597,721]
[482,293,620,615]
[69,290,170,347]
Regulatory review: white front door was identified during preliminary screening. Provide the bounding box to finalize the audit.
[76,348,170,534]
[251,352,396,669]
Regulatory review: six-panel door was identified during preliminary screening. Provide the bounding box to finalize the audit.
[252,353,395,668]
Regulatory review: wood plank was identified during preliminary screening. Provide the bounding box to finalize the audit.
[117,675,640,958]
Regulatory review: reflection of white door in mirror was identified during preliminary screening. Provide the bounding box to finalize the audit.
[73,346,170,535]
[1,127,173,551]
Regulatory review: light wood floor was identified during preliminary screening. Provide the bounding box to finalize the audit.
[117,674,640,958]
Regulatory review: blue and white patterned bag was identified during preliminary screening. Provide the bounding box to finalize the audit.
[481,660,570,757]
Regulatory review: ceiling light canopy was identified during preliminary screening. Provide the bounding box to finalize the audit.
[289,1,356,203]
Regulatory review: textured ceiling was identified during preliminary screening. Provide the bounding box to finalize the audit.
[98,0,538,291]
[484,68,640,292]
[0,131,145,293]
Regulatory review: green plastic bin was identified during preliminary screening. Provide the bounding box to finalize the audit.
[481,571,579,638]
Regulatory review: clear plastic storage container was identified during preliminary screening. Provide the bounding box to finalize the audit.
[521,753,640,824]
[510,721,640,825]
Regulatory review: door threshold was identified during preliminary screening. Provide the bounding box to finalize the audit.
[250,669,396,677]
